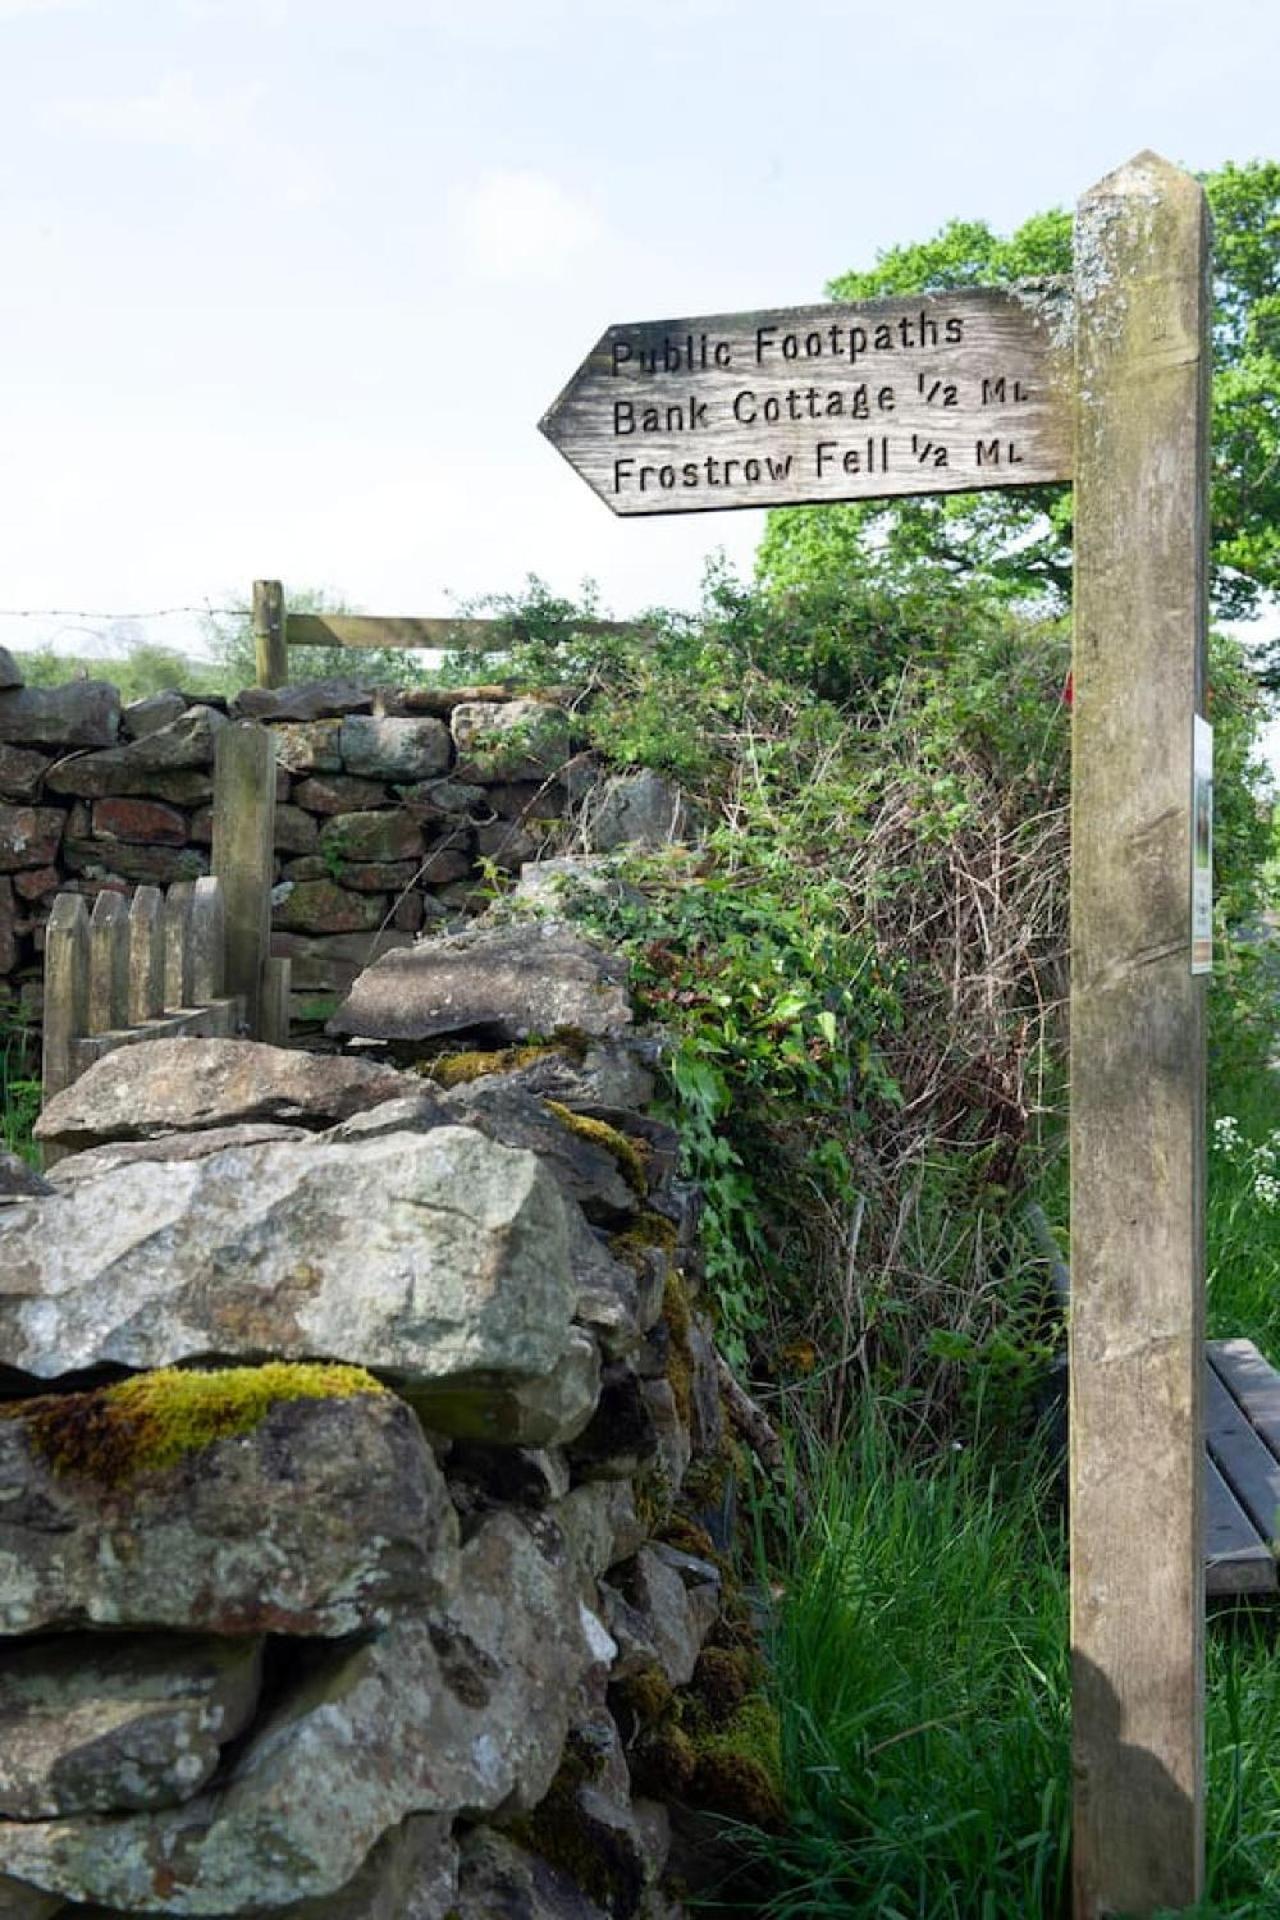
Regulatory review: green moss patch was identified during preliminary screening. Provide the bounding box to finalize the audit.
[690,1693,785,1827]
[4,1362,387,1486]
[608,1208,678,1272]
[414,1042,563,1089]
[545,1102,649,1194]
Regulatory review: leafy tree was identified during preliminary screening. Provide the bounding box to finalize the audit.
[757,161,1280,650]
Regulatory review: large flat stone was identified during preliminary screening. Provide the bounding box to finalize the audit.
[329,918,632,1045]
[0,1515,605,1914]
[44,709,223,798]
[0,684,119,750]
[0,1369,457,1635]
[0,1634,263,1817]
[0,1126,582,1406]
[319,810,424,864]
[234,679,375,723]
[121,692,187,740]
[272,880,388,934]
[70,1813,458,1920]
[340,716,452,782]
[35,1037,415,1149]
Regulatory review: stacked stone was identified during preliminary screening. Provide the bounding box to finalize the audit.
[0,656,579,1029]
[0,915,746,1919]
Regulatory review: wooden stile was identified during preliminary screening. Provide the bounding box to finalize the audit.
[128,886,166,1024]
[87,892,130,1036]
[1069,153,1210,1918]
[211,721,277,1041]
[260,955,291,1048]
[41,894,89,1106]
[164,881,195,1010]
[189,875,227,1006]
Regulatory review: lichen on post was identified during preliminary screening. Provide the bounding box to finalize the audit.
[1069,150,1210,1919]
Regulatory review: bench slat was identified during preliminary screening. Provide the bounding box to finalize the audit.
[1205,1456,1278,1594]
[1204,1364,1280,1550]
[1209,1339,1280,1457]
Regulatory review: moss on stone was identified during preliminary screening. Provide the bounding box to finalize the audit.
[689,1695,784,1828]
[656,1512,717,1562]
[659,1269,695,1428]
[507,1739,646,1913]
[690,1646,754,1729]
[610,1660,676,1729]
[544,1102,649,1194]
[5,1362,387,1487]
[630,1721,698,1802]
[414,1042,562,1089]
[607,1208,678,1271]
[631,1462,675,1538]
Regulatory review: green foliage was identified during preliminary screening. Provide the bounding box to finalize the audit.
[758,160,1280,640]
[13,639,230,702]
[203,585,424,691]
[0,1002,40,1165]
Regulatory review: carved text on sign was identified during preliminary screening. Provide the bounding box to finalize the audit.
[541,286,1073,515]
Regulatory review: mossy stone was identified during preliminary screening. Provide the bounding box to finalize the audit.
[4,1362,387,1487]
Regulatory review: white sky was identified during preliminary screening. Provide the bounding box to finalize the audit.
[0,0,1277,756]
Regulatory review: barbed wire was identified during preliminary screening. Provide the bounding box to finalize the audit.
[0,605,250,620]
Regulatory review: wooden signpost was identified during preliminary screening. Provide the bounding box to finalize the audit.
[541,285,1073,513]
[543,152,1211,1919]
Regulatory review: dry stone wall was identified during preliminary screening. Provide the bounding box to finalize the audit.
[0,663,586,1031]
[0,912,767,1919]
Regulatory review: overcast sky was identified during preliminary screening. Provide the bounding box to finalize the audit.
[0,0,1276,695]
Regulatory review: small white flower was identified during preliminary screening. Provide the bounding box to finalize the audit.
[1254,1172,1280,1210]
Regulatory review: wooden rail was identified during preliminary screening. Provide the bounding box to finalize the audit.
[252,578,651,687]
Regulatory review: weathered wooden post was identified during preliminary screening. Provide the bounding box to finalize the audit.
[86,892,130,1036]
[128,886,166,1025]
[539,157,1212,1909]
[1069,153,1210,1917]
[253,578,287,690]
[211,720,278,1040]
[163,881,195,1010]
[40,894,88,1107]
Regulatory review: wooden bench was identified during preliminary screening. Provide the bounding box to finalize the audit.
[1204,1339,1280,1595]
[1028,1207,1280,1597]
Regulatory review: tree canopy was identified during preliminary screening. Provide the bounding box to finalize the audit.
[756,161,1280,653]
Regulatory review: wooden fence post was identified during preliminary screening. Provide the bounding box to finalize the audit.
[128,886,165,1024]
[40,894,88,1108]
[189,875,227,1005]
[87,892,130,1035]
[1070,151,1210,1917]
[212,721,277,1040]
[164,882,195,1010]
[253,579,287,690]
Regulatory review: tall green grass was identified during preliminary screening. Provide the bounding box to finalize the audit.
[0,1005,39,1163]
[721,1421,1072,1918]
[718,1416,1280,1919]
